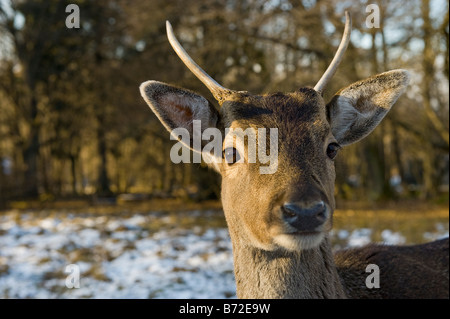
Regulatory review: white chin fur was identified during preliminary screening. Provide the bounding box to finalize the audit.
[273,232,325,251]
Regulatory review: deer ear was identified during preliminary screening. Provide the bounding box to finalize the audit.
[326,69,410,146]
[139,81,220,151]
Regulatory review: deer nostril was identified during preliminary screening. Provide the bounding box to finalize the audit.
[318,210,325,219]
[281,201,328,232]
[316,201,326,217]
[281,205,298,219]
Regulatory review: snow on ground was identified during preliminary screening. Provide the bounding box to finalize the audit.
[0,210,235,299]
[0,209,448,299]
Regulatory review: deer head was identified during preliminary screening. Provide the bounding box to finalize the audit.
[140,12,409,252]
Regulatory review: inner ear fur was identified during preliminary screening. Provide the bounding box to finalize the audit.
[326,69,410,146]
[140,80,220,135]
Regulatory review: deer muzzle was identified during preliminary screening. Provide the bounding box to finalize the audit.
[281,201,328,233]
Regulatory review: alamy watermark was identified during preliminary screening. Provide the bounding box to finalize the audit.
[170,120,279,174]
[65,4,381,30]
[366,4,381,28]
[365,263,380,289]
[65,264,80,289]
[65,4,80,29]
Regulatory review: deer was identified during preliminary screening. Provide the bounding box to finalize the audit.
[139,12,449,299]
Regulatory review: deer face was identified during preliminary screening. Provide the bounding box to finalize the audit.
[217,90,336,251]
[139,14,410,252]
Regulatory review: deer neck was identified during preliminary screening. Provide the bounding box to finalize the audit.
[231,236,347,299]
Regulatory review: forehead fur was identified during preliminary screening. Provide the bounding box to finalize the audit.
[221,87,328,133]
[220,87,331,173]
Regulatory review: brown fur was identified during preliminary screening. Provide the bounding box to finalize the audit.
[336,238,449,299]
[140,69,449,299]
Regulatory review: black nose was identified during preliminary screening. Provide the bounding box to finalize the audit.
[281,201,327,232]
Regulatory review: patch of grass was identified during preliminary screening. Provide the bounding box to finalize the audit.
[123,241,136,251]
[4,198,222,215]
[41,269,66,281]
[0,264,9,277]
[66,247,113,264]
[38,257,52,265]
[172,266,199,273]
[172,277,185,284]
[333,207,449,244]
[148,288,164,299]
[8,201,29,210]
[223,291,236,298]
[82,264,111,282]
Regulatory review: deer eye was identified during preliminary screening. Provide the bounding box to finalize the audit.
[326,143,341,160]
[223,147,241,164]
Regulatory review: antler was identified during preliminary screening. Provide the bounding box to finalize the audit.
[166,21,235,105]
[167,13,351,100]
[314,11,352,94]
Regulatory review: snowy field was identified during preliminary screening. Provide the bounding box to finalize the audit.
[0,208,448,299]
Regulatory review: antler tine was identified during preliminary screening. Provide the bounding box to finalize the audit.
[313,11,352,94]
[166,21,234,104]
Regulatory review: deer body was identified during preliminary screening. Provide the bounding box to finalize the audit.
[140,13,449,299]
[337,237,449,299]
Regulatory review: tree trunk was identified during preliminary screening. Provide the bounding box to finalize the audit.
[70,154,77,195]
[365,135,388,200]
[22,94,40,197]
[97,124,111,195]
[163,142,174,194]
[422,0,449,146]
[367,27,392,199]
[391,117,405,184]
